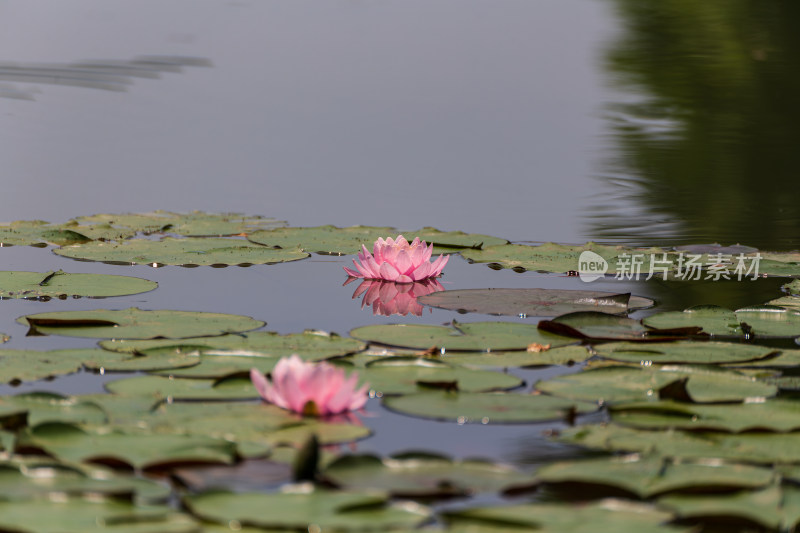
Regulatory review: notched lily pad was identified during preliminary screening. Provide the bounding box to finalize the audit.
[104,375,258,401]
[54,236,309,266]
[594,341,777,365]
[72,211,286,237]
[18,307,264,339]
[323,452,536,498]
[0,270,157,299]
[0,392,107,427]
[0,348,115,383]
[248,225,397,254]
[643,305,800,337]
[418,288,653,317]
[0,220,93,246]
[383,391,597,424]
[459,242,626,274]
[443,345,591,368]
[350,321,573,352]
[538,312,697,341]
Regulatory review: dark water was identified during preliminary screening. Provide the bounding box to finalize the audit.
[1,0,799,516]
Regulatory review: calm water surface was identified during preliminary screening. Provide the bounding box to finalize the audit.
[1,0,798,513]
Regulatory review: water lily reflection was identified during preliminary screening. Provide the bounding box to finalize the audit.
[346,278,444,317]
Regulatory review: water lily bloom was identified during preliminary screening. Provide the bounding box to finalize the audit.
[347,278,444,316]
[250,355,368,416]
[344,235,449,283]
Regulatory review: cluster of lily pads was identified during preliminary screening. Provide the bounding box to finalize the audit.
[2,212,800,531]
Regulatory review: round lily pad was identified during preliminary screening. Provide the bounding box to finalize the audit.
[538,311,695,341]
[594,341,778,365]
[350,321,573,352]
[183,488,430,531]
[643,305,800,337]
[383,391,597,424]
[0,270,157,299]
[459,242,626,274]
[0,220,93,246]
[0,392,107,427]
[323,452,536,498]
[72,211,286,237]
[0,348,120,383]
[54,237,309,266]
[104,375,258,401]
[247,225,398,254]
[443,345,591,368]
[537,456,774,500]
[418,288,654,317]
[18,308,265,339]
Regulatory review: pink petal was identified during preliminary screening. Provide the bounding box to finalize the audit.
[410,261,432,281]
[429,254,450,276]
[344,265,363,278]
[394,250,413,275]
[250,368,271,400]
[422,242,433,263]
[396,274,413,283]
[379,262,401,281]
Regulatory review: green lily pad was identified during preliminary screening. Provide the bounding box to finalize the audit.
[350,321,573,352]
[658,484,800,530]
[642,305,800,337]
[72,211,285,237]
[418,288,653,317]
[263,420,371,447]
[18,308,264,339]
[459,242,625,274]
[54,237,309,266]
[99,330,364,357]
[767,295,800,312]
[537,455,775,498]
[559,424,800,464]
[383,391,597,424]
[399,228,508,250]
[323,452,536,498]
[148,353,277,378]
[0,271,157,299]
[0,460,171,503]
[784,280,800,296]
[104,375,257,401]
[0,499,199,532]
[443,345,591,368]
[247,225,397,254]
[0,348,109,383]
[725,348,800,368]
[593,341,778,365]
[0,220,93,246]
[610,399,800,432]
[443,500,686,533]
[22,422,239,471]
[360,357,522,394]
[0,392,107,427]
[536,365,776,404]
[538,312,696,341]
[183,487,430,531]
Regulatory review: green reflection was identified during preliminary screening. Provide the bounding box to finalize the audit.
[592,1,800,250]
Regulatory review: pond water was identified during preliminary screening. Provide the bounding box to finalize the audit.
[1,1,800,531]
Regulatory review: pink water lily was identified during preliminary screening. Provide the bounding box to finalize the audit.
[250,355,368,416]
[344,235,449,283]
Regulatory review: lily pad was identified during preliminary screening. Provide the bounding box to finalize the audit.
[263,421,371,447]
[443,345,591,368]
[593,341,777,365]
[104,375,258,401]
[535,365,777,404]
[54,237,309,266]
[459,242,625,274]
[610,399,800,432]
[399,228,508,250]
[383,391,597,424]
[350,321,573,352]
[247,225,397,254]
[0,271,156,299]
[0,220,93,246]
[538,312,696,341]
[18,308,264,339]
[0,348,108,383]
[418,288,654,317]
[784,280,800,296]
[323,452,536,498]
[558,424,800,464]
[21,422,239,471]
[443,500,686,533]
[0,392,107,427]
[72,211,285,237]
[643,305,800,337]
[359,357,522,394]
[183,487,430,531]
[148,353,278,378]
[537,455,775,498]
[0,499,199,532]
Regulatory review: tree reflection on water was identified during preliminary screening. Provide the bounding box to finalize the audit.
[590,1,800,251]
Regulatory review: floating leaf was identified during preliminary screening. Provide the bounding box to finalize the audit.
[105,375,257,401]
[443,500,686,533]
[21,422,239,471]
[247,225,397,254]
[537,455,775,498]
[536,365,776,404]
[443,345,591,368]
[784,280,800,296]
[19,308,264,339]
[594,341,777,365]
[538,312,696,341]
[0,270,157,299]
[383,391,596,424]
[460,242,627,273]
[0,220,92,246]
[360,357,522,394]
[418,288,653,317]
[610,399,800,432]
[643,304,800,337]
[767,295,800,312]
[0,348,105,383]
[350,321,573,352]
[263,421,371,447]
[399,228,508,250]
[54,237,309,266]
[0,499,199,532]
[183,487,430,531]
[0,392,106,427]
[323,452,536,498]
[725,348,800,368]
[72,211,285,237]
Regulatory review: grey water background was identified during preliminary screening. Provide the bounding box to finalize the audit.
[0,0,798,480]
